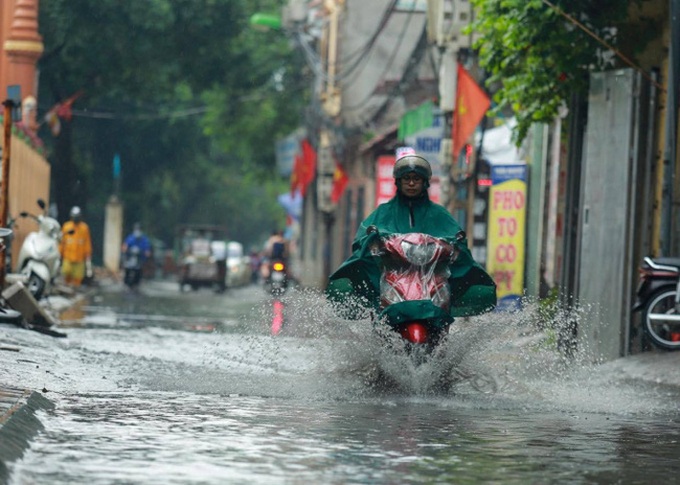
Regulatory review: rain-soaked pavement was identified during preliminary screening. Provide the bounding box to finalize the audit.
[2,277,680,484]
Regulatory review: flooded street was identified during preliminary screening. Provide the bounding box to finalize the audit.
[3,279,680,484]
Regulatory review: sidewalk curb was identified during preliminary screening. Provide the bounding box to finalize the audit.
[0,389,55,482]
[0,284,85,483]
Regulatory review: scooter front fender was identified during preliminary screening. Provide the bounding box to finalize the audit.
[23,259,51,284]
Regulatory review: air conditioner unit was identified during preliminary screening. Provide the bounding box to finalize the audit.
[282,0,307,29]
[439,48,457,112]
[426,0,443,43]
[440,139,453,167]
[429,0,473,48]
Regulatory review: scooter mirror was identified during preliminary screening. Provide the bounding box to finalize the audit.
[366,225,378,235]
[37,199,46,210]
[19,211,28,218]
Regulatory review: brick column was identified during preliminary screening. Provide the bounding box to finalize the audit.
[3,0,43,130]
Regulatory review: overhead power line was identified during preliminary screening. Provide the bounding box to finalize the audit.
[69,106,210,120]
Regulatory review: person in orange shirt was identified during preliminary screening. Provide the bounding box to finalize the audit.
[59,206,92,287]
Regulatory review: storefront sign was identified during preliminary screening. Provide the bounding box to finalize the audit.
[405,110,444,179]
[376,155,396,207]
[487,164,527,311]
[275,132,301,177]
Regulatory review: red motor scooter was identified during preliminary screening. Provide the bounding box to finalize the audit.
[368,226,463,350]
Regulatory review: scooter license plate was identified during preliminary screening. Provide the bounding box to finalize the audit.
[272,272,285,282]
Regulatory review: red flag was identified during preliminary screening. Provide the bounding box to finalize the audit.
[452,64,490,159]
[330,161,349,203]
[55,91,84,122]
[297,139,317,196]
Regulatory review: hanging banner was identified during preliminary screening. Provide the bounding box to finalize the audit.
[405,108,444,179]
[487,164,527,311]
[404,109,443,205]
[276,132,301,177]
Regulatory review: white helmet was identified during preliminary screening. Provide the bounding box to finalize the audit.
[393,155,432,180]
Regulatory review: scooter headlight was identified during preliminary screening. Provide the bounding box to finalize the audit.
[272,262,285,271]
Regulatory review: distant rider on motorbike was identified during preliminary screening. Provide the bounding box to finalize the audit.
[261,230,289,281]
[326,152,496,320]
[122,223,152,269]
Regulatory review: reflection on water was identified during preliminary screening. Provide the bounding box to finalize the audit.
[7,282,680,484]
[12,393,680,484]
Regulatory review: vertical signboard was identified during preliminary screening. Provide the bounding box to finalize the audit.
[376,155,396,207]
[275,132,301,177]
[405,110,443,205]
[487,164,527,311]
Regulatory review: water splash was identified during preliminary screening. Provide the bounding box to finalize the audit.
[57,284,680,416]
[244,289,680,415]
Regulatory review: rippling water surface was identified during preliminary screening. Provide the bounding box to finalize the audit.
[6,281,680,484]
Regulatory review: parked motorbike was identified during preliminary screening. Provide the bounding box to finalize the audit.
[632,256,680,350]
[264,259,288,296]
[0,227,23,325]
[14,199,63,300]
[367,226,463,352]
[123,245,143,289]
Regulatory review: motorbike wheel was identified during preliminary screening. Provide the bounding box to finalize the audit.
[642,287,680,351]
[26,273,46,301]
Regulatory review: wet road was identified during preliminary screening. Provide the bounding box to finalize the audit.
[3,279,680,484]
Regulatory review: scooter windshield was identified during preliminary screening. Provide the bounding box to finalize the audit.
[379,233,454,310]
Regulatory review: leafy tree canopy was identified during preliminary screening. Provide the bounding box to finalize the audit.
[468,0,631,143]
[38,0,308,251]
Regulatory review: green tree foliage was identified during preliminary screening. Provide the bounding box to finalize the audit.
[38,0,307,251]
[468,0,630,143]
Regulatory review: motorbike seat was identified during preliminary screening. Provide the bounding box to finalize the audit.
[648,257,680,270]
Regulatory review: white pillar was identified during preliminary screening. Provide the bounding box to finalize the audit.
[103,195,123,274]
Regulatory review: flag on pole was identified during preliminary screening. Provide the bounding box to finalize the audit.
[330,160,349,203]
[55,91,84,122]
[452,63,490,159]
[290,139,317,196]
[44,91,84,136]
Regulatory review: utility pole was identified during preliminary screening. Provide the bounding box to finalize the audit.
[0,86,21,289]
[660,0,680,255]
[317,0,343,284]
[427,0,474,210]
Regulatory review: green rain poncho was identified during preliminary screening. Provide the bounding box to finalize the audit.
[326,190,497,326]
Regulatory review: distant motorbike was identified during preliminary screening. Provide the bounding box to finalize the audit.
[14,199,64,300]
[123,245,143,289]
[368,226,463,353]
[264,259,288,296]
[632,256,680,350]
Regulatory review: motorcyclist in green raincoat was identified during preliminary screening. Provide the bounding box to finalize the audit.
[326,153,496,328]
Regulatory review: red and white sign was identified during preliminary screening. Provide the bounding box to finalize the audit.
[375,155,442,207]
[376,155,396,207]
